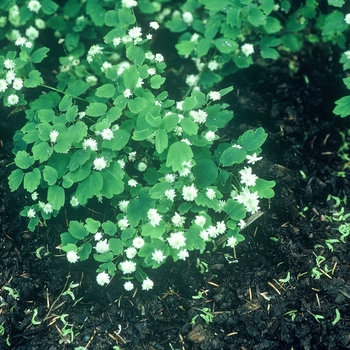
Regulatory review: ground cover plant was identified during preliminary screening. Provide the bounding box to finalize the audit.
[0,0,350,349]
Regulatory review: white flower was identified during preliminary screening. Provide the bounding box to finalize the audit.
[101,128,114,140]
[118,217,129,230]
[142,277,154,291]
[345,14,350,25]
[95,239,109,254]
[216,221,226,234]
[25,26,39,40]
[4,59,15,69]
[204,131,216,142]
[182,184,198,201]
[227,236,237,248]
[42,203,53,214]
[146,34,152,40]
[27,208,36,218]
[234,187,260,214]
[238,220,246,229]
[7,94,19,106]
[118,200,129,212]
[208,60,219,71]
[345,51,350,60]
[94,232,103,241]
[190,109,207,124]
[239,167,258,187]
[0,79,8,92]
[207,225,219,238]
[165,174,176,183]
[206,188,216,200]
[82,138,98,151]
[6,71,16,84]
[182,12,193,24]
[124,281,134,291]
[124,88,133,98]
[171,213,185,227]
[128,151,137,161]
[67,251,79,263]
[96,272,110,286]
[200,229,209,241]
[241,43,254,57]
[147,68,156,75]
[15,36,26,46]
[209,91,221,101]
[150,21,159,30]
[178,249,189,260]
[117,159,126,168]
[155,53,164,63]
[88,45,103,57]
[181,138,192,146]
[128,27,142,39]
[138,162,147,171]
[195,215,206,227]
[28,0,41,13]
[120,260,137,274]
[232,144,242,149]
[35,18,46,29]
[145,51,154,60]
[122,0,137,8]
[132,237,145,249]
[165,188,176,201]
[148,208,162,227]
[112,37,121,46]
[70,196,79,207]
[49,130,59,143]
[12,78,23,90]
[128,179,138,187]
[125,247,137,259]
[31,192,38,201]
[25,41,33,49]
[186,74,199,87]
[246,153,263,164]
[152,249,166,264]
[93,157,107,171]
[168,231,186,250]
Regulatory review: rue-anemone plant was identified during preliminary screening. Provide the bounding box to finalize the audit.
[3,0,277,292]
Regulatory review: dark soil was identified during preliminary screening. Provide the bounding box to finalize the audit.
[1,42,350,350]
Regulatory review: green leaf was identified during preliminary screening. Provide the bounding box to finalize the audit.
[281,34,302,51]
[65,32,80,51]
[328,0,345,6]
[185,225,206,252]
[220,147,247,166]
[155,129,168,154]
[123,65,139,89]
[201,0,229,11]
[8,169,24,191]
[118,7,136,27]
[102,221,118,235]
[23,168,41,192]
[65,79,90,96]
[94,252,113,262]
[31,47,50,63]
[264,17,282,33]
[104,10,119,26]
[252,179,276,198]
[86,0,105,26]
[247,8,266,26]
[75,172,103,205]
[166,142,193,172]
[193,159,218,188]
[224,199,246,220]
[126,45,145,65]
[322,11,347,37]
[96,84,116,98]
[165,18,187,32]
[47,185,65,210]
[239,127,267,151]
[333,96,350,118]
[127,188,154,226]
[69,220,89,240]
[86,102,107,117]
[79,243,92,261]
[102,129,130,151]
[226,7,241,27]
[59,95,72,112]
[214,38,238,54]
[84,218,100,233]
[182,95,198,111]
[100,166,124,198]
[14,151,35,170]
[69,150,91,171]
[43,166,58,185]
[197,38,211,57]
[109,238,123,255]
[24,70,43,88]
[149,183,172,199]
[150,75,165,89]
[128,97,147,113]
[142,222,166,239]
[234,52,253,68]
[175,40,196,56]
[42,0,59,14]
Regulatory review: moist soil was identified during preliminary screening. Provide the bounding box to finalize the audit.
[1,42,350,350]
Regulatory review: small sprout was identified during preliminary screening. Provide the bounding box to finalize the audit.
[31,308,41,325]
[270,236,279,242]
[3,286,20,300]
[299,170,307,180]
[332,309,341,326]
[284,310,298,321]
[311,267,322,279]
[278,272,291,283]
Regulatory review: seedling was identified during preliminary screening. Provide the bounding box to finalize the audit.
[31,308,41,325]
[278,272,291,283]
[190,308,214,325]
[284,310,298,322]
[3,286,20,300]
[196,258,209,275]
[332,309,341,326]
[307,310,324,323]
